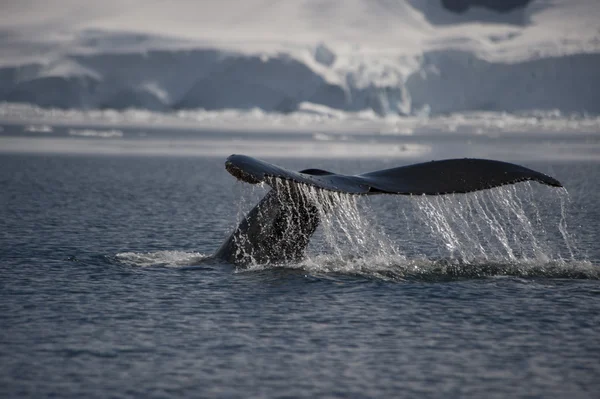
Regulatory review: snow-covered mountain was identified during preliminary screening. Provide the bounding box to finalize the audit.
[0,0,599,117]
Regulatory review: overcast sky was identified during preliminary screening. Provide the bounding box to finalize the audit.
[0,1,437,51]
[1,0,598,56]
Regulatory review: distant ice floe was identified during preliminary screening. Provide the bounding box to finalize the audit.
[313,132,334,141]
[2,102,599,136]
[68,128,123,138]
[24,124,53,133]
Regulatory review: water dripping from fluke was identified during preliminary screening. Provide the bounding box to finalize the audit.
[226,180,595,280]
[219,155,596,280]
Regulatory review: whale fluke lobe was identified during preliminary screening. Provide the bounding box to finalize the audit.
[225,154,562,194]
[218,154,562,266]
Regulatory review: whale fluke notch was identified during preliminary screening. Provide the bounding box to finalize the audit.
[225,154,562,195]
[217,154,562,266]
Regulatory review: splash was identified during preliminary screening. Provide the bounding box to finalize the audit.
[231,178,402,269]
[300,184,401,263]
[406,183,580,263]
[116,251,208,267]
[235,179,594,279]
[557,188,576,259]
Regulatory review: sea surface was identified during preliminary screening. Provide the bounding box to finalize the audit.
[1,124,599,398]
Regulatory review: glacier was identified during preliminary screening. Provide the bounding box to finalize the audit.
[0,0,599,124]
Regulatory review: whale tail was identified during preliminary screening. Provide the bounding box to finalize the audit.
[225,154,562,195]
[215,185,320,265]
[217,155,562,266]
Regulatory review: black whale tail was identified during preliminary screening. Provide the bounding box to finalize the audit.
[217,154,562,266]
[215,183,321,265]
[225,154,562,195]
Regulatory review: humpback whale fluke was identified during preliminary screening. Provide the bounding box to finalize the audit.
[216,154,562,265]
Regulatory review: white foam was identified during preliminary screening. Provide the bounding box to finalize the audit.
[115,251,208,267]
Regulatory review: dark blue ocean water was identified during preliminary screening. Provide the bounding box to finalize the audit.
[1,128,600,398]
